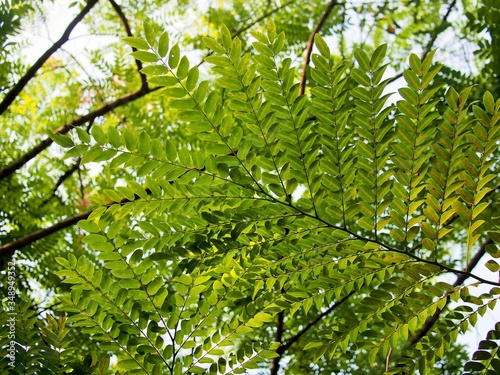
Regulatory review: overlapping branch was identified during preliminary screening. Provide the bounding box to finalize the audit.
[0,211,91,258]
[0,186,154,257]
[270,292,353,375]
[0,0,99,115]
[299,0,340,96]
[406,238,492,348]
[0,86,156,181]
[389,0,458,83]
[108,0,148,89]
[41,158,81,206]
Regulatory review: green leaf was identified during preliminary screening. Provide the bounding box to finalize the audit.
[77,220,100,233]
[107,126,121,148]
[354,48,370,72]
[409,53,423,76]
[141,65,169,75]
[485,260,500,272]
[131,50,159,63]
[122,37,149,50]
[202,37,225,53]
[165,140,177,161]
[91,126,107,145]
[186,67,199,92]
[403,69,420,91]
[50,133,74,148]
[158,31,169,57]
[220,24,232,49]
[168,44,181,69]
[143,21,156,47]
[351,68,371,86]
[177,56,190,80]
[314,34,330,58]
[216,77,243,90]
[148,75,178,87]
[370,44,387,70]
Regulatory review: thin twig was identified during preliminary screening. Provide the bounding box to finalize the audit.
[389,0,458,84]
[0,211,92,258]
[41,158,81,206]
[0,0,99,115]
[0,86,158,181]
[299,0,340,96]
[406,238,492,348]
[270,292,353,374]
[386,347,393,371]
[108,0,148,89]
[270,311,285,375]
[278,291,353,355]
[233,0,297,39]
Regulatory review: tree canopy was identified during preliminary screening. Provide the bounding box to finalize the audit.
[1,0,500,374]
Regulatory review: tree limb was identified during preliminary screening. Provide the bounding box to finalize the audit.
[279,291,353,355]
[0,185,157,256]
[0,0,163,181]
[406,237,492,348]
[389,0,458,84]
[270,292,353,375]
[421,0,458,57]
[0,86,158,181]
[233,0,297,39]
[0,211,92,258]
[299,0,340,96]
[108,0,148,89]
[41,158,82,206]
[270,311,285,375]
[0,0,99,116]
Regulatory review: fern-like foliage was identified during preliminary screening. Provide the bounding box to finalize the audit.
[43,21,500,374]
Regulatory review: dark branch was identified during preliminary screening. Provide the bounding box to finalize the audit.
[389,0,458,84]
[279,292,353,355]
[0,211,91,258]
[0,186,154,256]
[270,292,353,375]
[421,0,458,57]
[0,0,99,115]
[406,238,492,348]
[197,0,298,68]
[41,158,81,206]
[299,0,340,96]
[108,0,148,89]
[233,0,297,39]
[0,86,158,181]
[270,311,285,375]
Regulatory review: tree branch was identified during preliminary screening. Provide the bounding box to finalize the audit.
[0,185,157,256]
[270,311,285,375]
[280,291,353,355]
[270,292,353,375]
[233,0,297,39]
[406,238,492,348]
[41,158,81,206]
[0,211,92,258]
[0,86,158,181]
[0,0,99,116]
[421,0,458,57]
[299,0,340,96]
[108,0,148,89]
[389,0,458,84]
